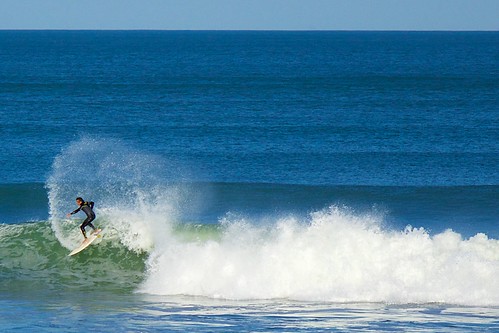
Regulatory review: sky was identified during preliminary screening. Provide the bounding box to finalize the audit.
[0,0,498,31]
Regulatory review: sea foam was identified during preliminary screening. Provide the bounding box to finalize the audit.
[140,206,499,305]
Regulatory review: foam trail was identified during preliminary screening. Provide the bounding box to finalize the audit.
[141,206,499,305]
[46,137,184,251]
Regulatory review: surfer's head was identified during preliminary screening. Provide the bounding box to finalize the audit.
[76,197,84,205]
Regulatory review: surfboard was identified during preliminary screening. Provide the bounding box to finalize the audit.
[68,229,102,256]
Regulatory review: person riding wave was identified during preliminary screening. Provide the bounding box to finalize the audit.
[67,197,97,239]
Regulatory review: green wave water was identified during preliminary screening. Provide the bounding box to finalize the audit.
[0,221,147,295]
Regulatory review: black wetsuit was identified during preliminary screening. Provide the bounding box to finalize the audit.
[70,201,96,237]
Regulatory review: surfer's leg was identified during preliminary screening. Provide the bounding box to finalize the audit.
[80,217,94,239]
[87,216,96,232]
[80,222,87,239]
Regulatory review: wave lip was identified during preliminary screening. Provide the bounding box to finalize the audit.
[140,206,499,306]
[45,137,184,251]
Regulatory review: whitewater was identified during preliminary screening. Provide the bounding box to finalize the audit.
[142,209,499,305]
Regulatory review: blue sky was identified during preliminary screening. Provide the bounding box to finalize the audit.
[0,0,497,30]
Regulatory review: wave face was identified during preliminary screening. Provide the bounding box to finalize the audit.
[26,137,498,305]
[0,221,146,294]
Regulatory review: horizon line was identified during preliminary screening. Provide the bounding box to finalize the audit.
[0,29,497,32]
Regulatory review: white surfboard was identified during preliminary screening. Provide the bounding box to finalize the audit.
[68,229,102,256]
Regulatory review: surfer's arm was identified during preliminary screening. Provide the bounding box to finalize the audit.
[89,201,94,209]
[69,207,81,215]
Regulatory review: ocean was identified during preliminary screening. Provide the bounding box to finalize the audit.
[0,31,498,332]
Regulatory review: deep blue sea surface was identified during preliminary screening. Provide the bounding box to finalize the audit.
[0,31,498,332]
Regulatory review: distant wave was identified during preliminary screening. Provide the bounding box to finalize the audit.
[3,181,498,235]
[0,183,49,223]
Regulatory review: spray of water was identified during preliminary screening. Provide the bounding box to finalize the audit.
[46,137,184,251]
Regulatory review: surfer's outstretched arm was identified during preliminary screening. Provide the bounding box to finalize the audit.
[66,207,81,218]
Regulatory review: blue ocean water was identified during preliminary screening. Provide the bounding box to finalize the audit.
[0,31,498,332]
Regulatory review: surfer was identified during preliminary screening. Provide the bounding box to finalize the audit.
[67,197,97,239]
